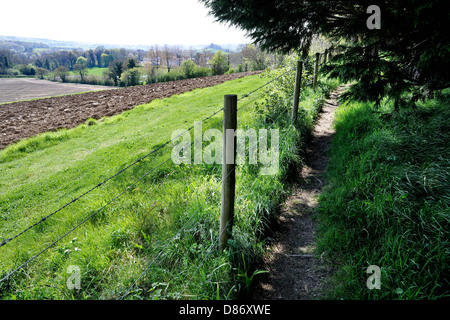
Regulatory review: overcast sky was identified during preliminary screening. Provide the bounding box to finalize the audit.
[0,0,251,46]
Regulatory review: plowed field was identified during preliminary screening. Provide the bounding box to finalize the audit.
[0,71,261,149]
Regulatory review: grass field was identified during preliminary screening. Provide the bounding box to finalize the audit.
[0,55,338,300]
[317,89,450,299]
[68,67,108,77]
[0,73,271,299]
[86,67,109,77]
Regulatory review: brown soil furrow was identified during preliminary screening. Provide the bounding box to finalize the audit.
[0,71,261,149]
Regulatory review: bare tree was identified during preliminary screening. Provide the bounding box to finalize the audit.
[161,45,173,72]
[241,44,268,71]
[73,63,88,81]
[35,67,49,79]
[54,66,69,82]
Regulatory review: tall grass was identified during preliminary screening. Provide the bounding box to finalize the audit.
[317,89,450,299]
[0,58,338,300]
[0,74,267,299]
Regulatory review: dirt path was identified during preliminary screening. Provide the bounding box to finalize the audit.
[253,85,347,300]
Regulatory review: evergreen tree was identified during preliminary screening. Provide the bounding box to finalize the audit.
[107,60,124,86]
[200,0,450,107]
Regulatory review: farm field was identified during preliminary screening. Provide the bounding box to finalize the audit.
[0,72,269,299]
[0,78,113,104]
[1,68,314,300]
[0,61,337,300]
[0,71,260,149]
[69,67,108,77]
[1,0,448,306]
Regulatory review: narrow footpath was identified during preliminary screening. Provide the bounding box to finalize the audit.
[253,85,347,300]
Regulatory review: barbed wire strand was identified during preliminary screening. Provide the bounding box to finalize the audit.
[0,155,175,283]
[237,67,295,102]
[0,71,292,249]
[1,99,225,281]
[0,107,225,249]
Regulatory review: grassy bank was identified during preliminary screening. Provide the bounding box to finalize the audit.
[0,73,267,299]
[317,89,450,299]
[0,58,338,299]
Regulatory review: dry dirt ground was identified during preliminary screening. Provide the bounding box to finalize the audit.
[0,72,260,149]
[253,85,347,300]
[0,78,114,104]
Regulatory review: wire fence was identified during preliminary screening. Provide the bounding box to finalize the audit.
[0,66,299,298]
[119,167,237,300]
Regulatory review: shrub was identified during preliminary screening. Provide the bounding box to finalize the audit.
[85,75,100,85]
[103,78,115,86]
[18,64,36,76]
[158,71,184,82]
[210,50,229,75]
[35,67,49,79]
[192,67,211,78]
[54,66,69,83]
[180,59,197,78]
[120,67,141,87]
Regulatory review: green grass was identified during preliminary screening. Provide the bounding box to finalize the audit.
[67,67,108,77]
[317,89,450,299]
[86,67,108,77]
[0,73,267,299]
[0,56,338,300]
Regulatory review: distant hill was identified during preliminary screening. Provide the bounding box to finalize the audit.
[0,35,247,53]
[0,35,152,51]
[205,43,223,52]
[193,43,243,54]
[0,35,87,50]
[0,39,49,52]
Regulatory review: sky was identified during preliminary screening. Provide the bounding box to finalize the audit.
[0,0,251,46]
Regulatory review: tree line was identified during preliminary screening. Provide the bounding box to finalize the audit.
[0,42,280,87]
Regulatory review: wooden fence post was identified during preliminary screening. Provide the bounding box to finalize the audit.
[219,95,237,251]
[313,52,320,92]
[291,59,303,123]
